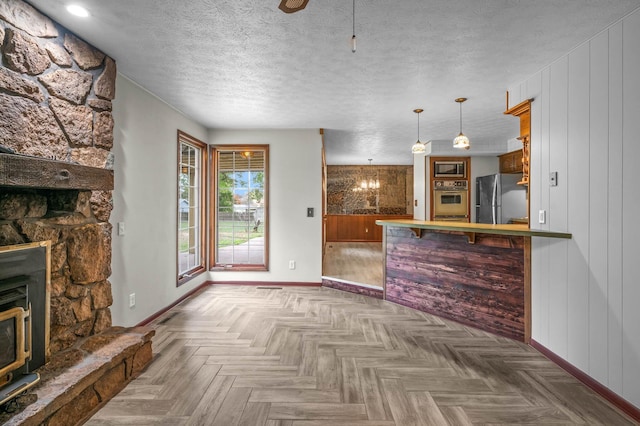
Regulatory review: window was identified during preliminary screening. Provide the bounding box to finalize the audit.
[177,131,207,284]
[211,145,268,270]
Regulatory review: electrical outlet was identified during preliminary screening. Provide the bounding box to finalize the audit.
[538,210,546,224]
[550,171,558,186]
[117,222,125,236]
[129,293,136,308]
[289,260,295,270]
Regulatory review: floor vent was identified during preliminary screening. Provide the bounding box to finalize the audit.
[257,287,283,290]
[157,312,179,325]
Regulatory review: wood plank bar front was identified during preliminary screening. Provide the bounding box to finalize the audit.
[376,220,570,343]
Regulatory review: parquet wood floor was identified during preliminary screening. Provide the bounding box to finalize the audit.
[86,285,635,425]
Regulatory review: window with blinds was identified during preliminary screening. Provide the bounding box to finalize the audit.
[211,145,269,270]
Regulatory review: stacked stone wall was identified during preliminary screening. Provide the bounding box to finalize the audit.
[0,0,116,354]
[0,0,116,167]
[0,189,114,352]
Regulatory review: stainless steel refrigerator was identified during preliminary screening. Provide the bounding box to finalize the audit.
[475,173,527,224]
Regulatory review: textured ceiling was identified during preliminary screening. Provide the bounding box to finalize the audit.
[26,0,640,164]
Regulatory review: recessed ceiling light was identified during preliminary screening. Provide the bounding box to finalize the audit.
[66,4,89,17]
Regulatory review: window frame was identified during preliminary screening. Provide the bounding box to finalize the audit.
[210,144,269,271]
[176,130,207,286]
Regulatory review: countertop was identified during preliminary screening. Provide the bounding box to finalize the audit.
[375,219,572,239]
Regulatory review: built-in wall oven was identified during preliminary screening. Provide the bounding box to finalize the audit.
[433,180,469,222]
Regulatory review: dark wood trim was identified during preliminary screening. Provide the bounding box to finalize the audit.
[210,281,322,287]
[136,281,212,326]
[322,278,383,299]
[503,97,534,117]
[530,339,640,423]
[210,264,268,272]
[0,153,114,190]
[210,145,269,271]
[176,130,208,287]
[321,129,327,262]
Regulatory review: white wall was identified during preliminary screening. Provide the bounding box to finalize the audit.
[413,154,426,220]
[208,129,323,283]
[509,7,640,409]
[110,75,209,327]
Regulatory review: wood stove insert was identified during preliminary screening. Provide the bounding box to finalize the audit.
[0,241,50,407]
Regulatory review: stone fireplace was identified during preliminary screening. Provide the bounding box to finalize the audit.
[0,157,115,349]
[0,156,155,425]
[1,0,117,349]
[1,1,154,423]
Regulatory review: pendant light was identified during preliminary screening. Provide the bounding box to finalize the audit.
[453,97,470,150]
[411,109,426,154]
[351,0,357,53]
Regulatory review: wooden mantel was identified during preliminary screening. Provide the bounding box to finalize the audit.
[0,153,113,191]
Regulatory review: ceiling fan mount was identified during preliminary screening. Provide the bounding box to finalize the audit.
[279,0,309,13]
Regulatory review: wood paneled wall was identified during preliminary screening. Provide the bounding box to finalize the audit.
[385,227,525,341]
[508,7,640,409]
[325,214,412,242]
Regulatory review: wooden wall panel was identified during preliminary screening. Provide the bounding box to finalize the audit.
[527,72,542,342]
[588,30,610,385]
[325,215,412,242]
[622,9,640,407]
[567,42,591,372]
[518,7,640,411]
[384,228,525,341]
[531,69,551,345]
[607,20,624,396]
[547,56,570,359]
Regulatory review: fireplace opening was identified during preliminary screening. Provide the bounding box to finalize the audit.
[0,242,50,407]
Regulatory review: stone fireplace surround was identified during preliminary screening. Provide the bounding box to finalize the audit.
[1,0,154,423]
[0,155,154,425]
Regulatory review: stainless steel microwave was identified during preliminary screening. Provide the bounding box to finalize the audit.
[433,161,466,178]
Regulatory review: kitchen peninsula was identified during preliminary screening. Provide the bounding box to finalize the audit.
[376,219,571,342]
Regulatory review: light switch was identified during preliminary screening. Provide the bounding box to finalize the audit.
[117,222,125,236]
[307,207,314,217]
[538,210,546,224]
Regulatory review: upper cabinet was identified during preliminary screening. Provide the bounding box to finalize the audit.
[498,149,524,174]
[504,94,533,185]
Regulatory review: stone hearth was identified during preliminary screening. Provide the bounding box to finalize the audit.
[0,327,154,425]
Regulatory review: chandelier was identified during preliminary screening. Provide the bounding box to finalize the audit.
[353,159,380,191]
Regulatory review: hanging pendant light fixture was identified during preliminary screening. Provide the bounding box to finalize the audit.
[411,109,426,154]
[453,97,470,150]
[351,0,357,53]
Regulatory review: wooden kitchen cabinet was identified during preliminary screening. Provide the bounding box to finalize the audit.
[499,149,523,174]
